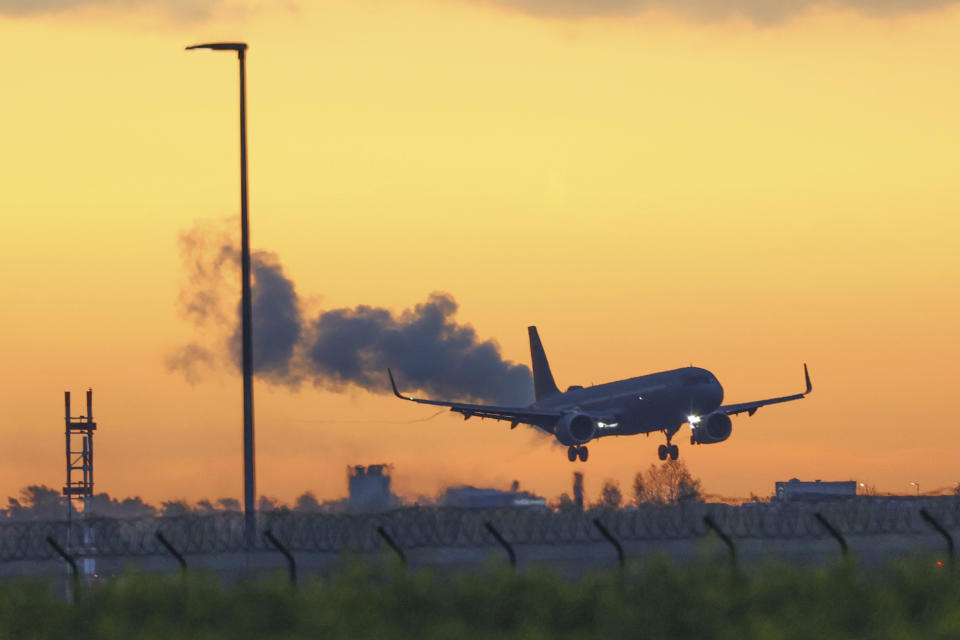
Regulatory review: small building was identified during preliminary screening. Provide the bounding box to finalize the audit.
[775,478,857,502]
[440,483,547,509]
[348,464,393,513]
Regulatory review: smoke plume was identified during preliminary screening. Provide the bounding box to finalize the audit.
[168,222,534,406]
[228,251,303,385]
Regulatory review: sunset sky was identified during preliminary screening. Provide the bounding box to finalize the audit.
[1,0,958,508]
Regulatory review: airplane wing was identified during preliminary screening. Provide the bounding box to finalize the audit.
[719,364,812,417]
[388,369,563,432]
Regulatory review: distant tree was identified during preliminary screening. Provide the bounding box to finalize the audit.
[217,498,241,511]
[83,493,113,516]
[87,493,156,518]
[195,499,216,512]
[161,500,191,517]
[294,492,321,513]
[116,497,156,518]
[636,460,704,505]
[632,473,647,506]
[258,496,285,512]
[319,498,350,513]
[552,493,579,513]
[595,480,623,509]
[6,485,65,520]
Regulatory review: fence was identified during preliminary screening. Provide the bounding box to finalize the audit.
[1,497,958,564]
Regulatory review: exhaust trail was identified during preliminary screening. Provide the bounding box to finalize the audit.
[168,222,534,406]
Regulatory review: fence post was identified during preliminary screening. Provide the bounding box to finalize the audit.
[265,529,297,586]
[814,513,848,557]
[376,526,406,566]
[702,515,737,567]
[920,508,955,570]
[46,536,79,603]
[155,532,187,575]
[593,518,625,569]
[484,522,516,568]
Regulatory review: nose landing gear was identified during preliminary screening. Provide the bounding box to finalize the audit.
[567,445,589,462]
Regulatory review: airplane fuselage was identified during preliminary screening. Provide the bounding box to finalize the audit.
[533,367,724,437]
[390,325,810,463]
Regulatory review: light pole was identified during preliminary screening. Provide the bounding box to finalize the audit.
[910,481,919,497]
[186,41,256,548]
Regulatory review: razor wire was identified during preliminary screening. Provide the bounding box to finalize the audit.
[1,497,958,562]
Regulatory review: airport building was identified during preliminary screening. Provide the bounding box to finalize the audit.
[348,464,395,512]
[774,478,857,502]
[440,482,547,509]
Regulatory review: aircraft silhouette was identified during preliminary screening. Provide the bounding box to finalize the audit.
[390,326,811,462]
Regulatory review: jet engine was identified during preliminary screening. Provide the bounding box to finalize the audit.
[690,412,732,445]
[554,412,598,446]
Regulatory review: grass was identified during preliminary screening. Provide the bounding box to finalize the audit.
[1,557,959,639]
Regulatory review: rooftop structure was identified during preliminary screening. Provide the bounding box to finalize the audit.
[775,478,857,502]
[348,464,394,513]
[440,483,546,509]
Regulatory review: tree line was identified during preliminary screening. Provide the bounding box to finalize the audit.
[1,460,705,520]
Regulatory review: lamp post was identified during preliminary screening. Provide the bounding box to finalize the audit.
[186,42,256,548]
[910,481,919,497]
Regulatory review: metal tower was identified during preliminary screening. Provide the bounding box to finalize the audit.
[62,389,97,577]
[63,389,96,502]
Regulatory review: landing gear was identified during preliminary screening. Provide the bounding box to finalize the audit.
[658,444,679,460]
[567,445,589,462]
[658,427,680,461]
[578,446,589,462]
[567,446,577,462]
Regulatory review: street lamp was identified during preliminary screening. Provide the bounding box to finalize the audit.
[186,41,256,548]
[910,481,919,497]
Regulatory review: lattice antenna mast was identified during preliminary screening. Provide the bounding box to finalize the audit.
[63,390,96,512]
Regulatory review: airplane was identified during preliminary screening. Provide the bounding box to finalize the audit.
[388,326,811,462]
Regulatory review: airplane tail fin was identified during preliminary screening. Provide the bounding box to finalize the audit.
[528,326,560,401]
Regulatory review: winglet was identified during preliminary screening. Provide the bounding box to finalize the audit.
[803,363,812,395]
[388,369,413,401]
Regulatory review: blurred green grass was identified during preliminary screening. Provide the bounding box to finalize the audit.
[2,557,959,639]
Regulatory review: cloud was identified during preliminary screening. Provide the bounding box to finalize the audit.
[469,0,960,23]
[0,0,225,20]
[169,221,534,406]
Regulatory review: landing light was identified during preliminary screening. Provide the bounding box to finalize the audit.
[688,415,701,425]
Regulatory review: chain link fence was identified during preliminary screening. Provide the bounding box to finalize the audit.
[2,497,958,562]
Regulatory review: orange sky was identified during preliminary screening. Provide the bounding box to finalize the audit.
[1,0,958,507]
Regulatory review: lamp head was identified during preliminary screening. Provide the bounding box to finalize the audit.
[186,42,248,52]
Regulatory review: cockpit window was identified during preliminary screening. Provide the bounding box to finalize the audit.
[683,373,711,386]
